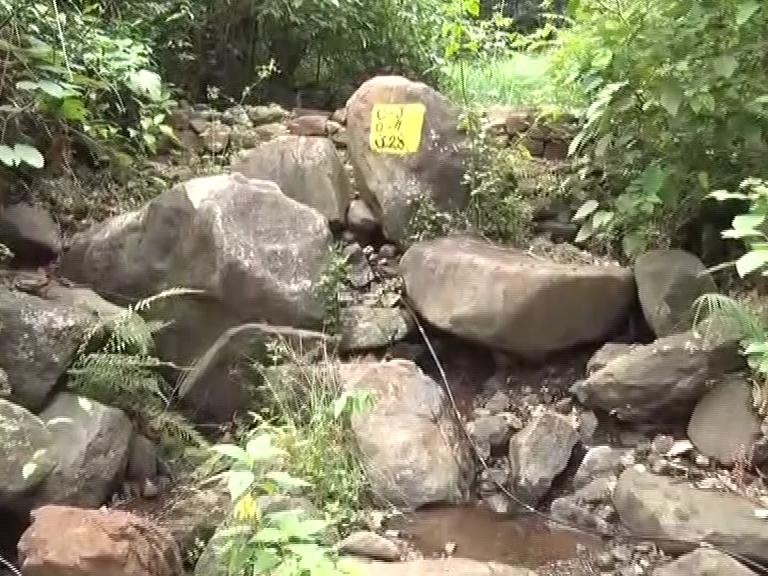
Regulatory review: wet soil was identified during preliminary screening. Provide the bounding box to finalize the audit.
[388,504,605,571]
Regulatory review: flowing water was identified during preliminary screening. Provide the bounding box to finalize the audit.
[388,505,604,570]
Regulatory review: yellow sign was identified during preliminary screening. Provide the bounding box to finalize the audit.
[370,103,426,155]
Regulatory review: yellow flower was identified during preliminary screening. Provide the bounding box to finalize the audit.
[234,493,258,522]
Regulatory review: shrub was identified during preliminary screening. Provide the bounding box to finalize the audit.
[553,0,768,259]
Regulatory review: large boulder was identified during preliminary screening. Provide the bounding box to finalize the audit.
[230,135,352,226]
[338,360,473,509]
[508,410,580,506]
[571,322,742,423]
[17,505,184,576]
[360,559,536,576]
[0,288,94,411]
[60,174,332,422]
[345,76,469,243]
[37,393,133,508]
[687,374,761,465]
[613,467,768,559]
[400,236,634,359]
[0,202,61,265]
[0,399,55,503]
[652,548,757,576]
[634,249,717,337]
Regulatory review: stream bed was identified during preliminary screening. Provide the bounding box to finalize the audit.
[388,504,604,571]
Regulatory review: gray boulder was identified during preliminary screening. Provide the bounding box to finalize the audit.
[339,306,412,351]
[614,467,768,558]
[0,288,95,411]
[571,321,742,422]
[652,548,757,576]
[401,236,635,360]
[231,135,352,225]
[508,410,579,506]
[37,393,133,507]
[345,76,469,243]
[339,360,474,509]
[0,399,55,502]
[634,249,717,337]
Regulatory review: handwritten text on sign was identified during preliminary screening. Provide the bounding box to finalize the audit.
[370,103,426,155]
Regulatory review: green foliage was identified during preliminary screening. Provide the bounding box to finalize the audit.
[694,178,768,416]
[256,342,373,528]
[555,0,768,259]
[67,288,207,452]
[2,0,177,171]
[210,430,359,576]
[315,244,353,335]
[209,351,373,576]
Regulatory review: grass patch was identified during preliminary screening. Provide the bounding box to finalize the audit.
[441,50,584,110]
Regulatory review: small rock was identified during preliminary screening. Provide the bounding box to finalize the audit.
[482,492,511,514]
[574,446,631,489]
[0,202,61,265]
[347,199,381,242]
[338,531,400,561]
[484,391,510,414]
[508,410,580,506]
[652,548,758,576]
[468,415,512,459]
[142,478,159,499]
[201,122,232,153]
[247,104,287,125]
[287,115,328,136]
[340,306,412,351]
[344,243,376,288]
[126,434,158,484]
[687,374,761,465]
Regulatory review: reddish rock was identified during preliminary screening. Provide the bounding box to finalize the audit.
[18,505,184,576]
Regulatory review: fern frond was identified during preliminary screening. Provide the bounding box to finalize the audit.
[132,287,206,313]
[148,408,208,449]
[693,293,767,341]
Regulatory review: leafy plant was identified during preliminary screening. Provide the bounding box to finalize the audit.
[255,341,373,529]
[555,0,768,259]
[67,287,207,452]
[209,414,365,575]
[315,244,353,335]
[694,178,768,416]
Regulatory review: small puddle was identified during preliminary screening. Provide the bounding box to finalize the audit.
[388,505,604,570]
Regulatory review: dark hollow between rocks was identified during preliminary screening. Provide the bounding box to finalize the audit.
[388,505,604,570]
[0,506,28,569]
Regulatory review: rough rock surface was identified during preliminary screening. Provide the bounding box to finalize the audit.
[0,398,55,501]
[652,548,757,576]
[571,322,742,422]
[586,343,635,375]
[0,202,61,264]
[613,467,768,558]
[0,288,95,411]
[339,360,473,509]
[401,236,634,359]
[508,410,579,506]
[687,374,761,465]
[574,445,631,489]
[338,531,401,561]
[37,393,133,507]
[339,306,412,351]
[345,76,469,243]
[17,505,184,576]
[230,135,352,225]
[634,249,717,337]
[60,174,332,422]
[360,559,537,576]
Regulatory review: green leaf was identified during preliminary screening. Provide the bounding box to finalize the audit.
[210,443,250,464]
[265,471,311,489]
[15,80,40,91]
[732,213,765,232]
[659,81,683,117]
[227,470,255,502]
[14,144,44,168]
[592,210,614,230]
[622,233,645,258]
[59,97,86,121]
[251,549,281,573]
[37,79,68,98]
[736,1,760,25]
[246,433,283,461]
[575,220,594,243]
[709,189,750,201]
[0,145,16,167]
[128,69,163,101]
[736,250,768,277]
[573,199,599,221]
[713,55,738,78]
[252,526,284,543]
[22,461,38,479]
